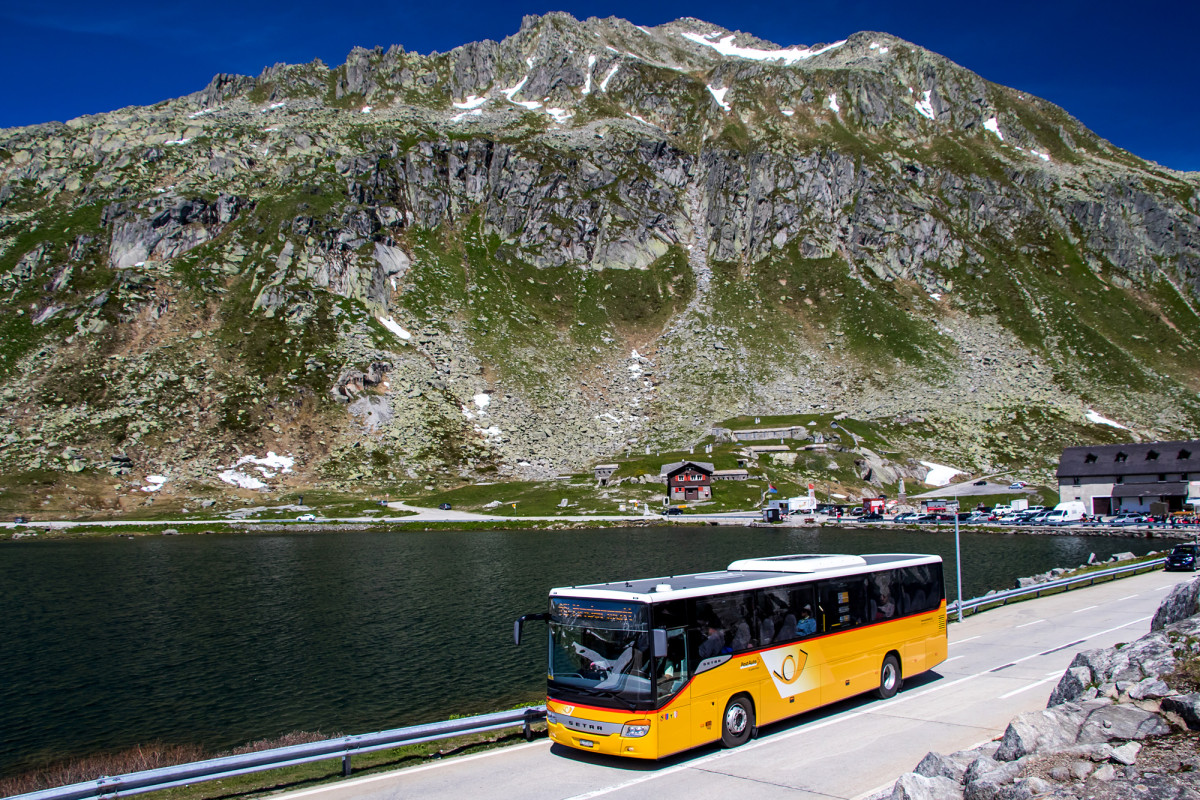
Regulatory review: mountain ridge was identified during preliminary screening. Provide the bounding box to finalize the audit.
[1,14,1198,514]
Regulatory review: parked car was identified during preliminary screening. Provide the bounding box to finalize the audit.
[13,516,28,524]
[891,512,919,523]
[296,514,316,521]
[973,480,987,486]
[1165,544,1198,572]
[438,502,452,510]
[1008,481,1027,489]
[859,512,884,521]
[1107,512,1147,526]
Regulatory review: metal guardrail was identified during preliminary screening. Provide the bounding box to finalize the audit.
[948,557,1167,617]
[8,706,546,800]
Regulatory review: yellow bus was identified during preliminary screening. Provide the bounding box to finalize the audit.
[514,553,946,759]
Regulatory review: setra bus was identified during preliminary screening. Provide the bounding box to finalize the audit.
[513,553,946,759]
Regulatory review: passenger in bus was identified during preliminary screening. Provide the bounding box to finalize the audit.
[758,600,776,644]
[875,590,895,620]
[731,619,751,651]
[775,613,797,641]
[796,606,817,636]
[699,621,725,659]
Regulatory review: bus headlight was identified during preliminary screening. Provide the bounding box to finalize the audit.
[547,712,559,725]
[622,720,651,738]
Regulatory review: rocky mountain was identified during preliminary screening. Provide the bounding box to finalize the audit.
[2,13,1199,506]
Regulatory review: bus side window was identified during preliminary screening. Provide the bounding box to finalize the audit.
[791,586,818,638]
[821,579,866,631]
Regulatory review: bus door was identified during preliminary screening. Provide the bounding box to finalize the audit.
[685,591,761,747]
[649,601,694,755]
[818,578,874,703]
[756,584,823,724]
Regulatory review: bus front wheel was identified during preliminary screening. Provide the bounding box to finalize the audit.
[721,694,755,747]
[875,654,902,699]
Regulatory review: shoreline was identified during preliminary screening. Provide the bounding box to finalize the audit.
[4,513,1198,541]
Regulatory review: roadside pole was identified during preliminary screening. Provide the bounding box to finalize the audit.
[950,500,963,622]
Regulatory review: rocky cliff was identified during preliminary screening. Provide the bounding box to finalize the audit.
[2,14,1199,503]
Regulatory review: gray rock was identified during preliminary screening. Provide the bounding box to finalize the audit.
[1151,578,1200,630]
[1077,703,1169,744]
[1048,665,1093,706]
[890,773,964,800]
[915,750,969,783]
[1161,693,1200,730]
[1109,741,1141,765]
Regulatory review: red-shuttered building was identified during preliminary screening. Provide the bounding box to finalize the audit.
[660,460,714,502]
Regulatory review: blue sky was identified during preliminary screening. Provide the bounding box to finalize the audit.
[3,0,1197,172]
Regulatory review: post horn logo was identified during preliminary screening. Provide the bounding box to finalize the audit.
[772,650,808,684]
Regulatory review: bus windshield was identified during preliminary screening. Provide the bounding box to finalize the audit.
[548,598,653,709]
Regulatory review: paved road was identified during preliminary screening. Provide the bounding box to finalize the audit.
[273,569,1196,800]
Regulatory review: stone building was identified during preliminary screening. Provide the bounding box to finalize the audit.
[661,460,714,502]
[1056,440,1200,516]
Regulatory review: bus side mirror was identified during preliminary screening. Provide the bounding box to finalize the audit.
[653,629,668,655]
[514,612,549,645]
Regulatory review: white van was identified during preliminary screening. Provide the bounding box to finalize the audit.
[1045,501,1086,524]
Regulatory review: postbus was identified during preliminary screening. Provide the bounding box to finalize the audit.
[513,553,946,759]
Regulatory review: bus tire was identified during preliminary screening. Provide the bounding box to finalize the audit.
[721,694,754,748]
[875,653,902,699]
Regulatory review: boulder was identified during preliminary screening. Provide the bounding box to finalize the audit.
[1151,577,1200,630]
[890,773,963,800]
[1161,693,1200,730]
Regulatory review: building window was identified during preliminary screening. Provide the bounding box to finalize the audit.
[1115,452,1128,463]
[1183,473,1190,481]
[1179,450,1192,460]
[1158,474,1167,482]
[1116,476,1124,484]
[1147,450,1160,461]
[1084,453,1098,463]
[1072,477,1080,486]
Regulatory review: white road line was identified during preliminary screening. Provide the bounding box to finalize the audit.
[278,740,547,799]
[1072,605,1098,614]
[943,655,965,663]
[1117,594,1139,601]
[1016,619,1045,628]
[951,635,981,645]
[998,675,1060,700]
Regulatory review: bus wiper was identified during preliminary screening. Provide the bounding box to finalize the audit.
[586,689,638,710]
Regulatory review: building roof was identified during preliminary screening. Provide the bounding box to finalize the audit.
[1057,440,1200,479]
[712,469,749,476]
[659,460,715,476]
[594,464,619,470]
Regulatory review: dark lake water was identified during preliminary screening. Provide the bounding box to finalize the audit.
[0,526,1161,775]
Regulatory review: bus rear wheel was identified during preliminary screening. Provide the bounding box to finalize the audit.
[875,654,902,699]
[721,694,755,747]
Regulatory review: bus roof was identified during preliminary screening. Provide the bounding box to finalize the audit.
[548,553,942,604]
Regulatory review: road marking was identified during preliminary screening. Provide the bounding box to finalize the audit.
[943,656,964,663]
[1038,639,1086,655]
[1117,594,1139,601]
[998,675,1060,699]
[951,635,981,645]
[1016,619,1045,628]
[277,740,547,799]
[1071,605,1098,613]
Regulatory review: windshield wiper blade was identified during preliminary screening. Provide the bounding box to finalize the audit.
[586,688,639,710]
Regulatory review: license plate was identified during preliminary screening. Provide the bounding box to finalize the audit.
[577,739,594,748]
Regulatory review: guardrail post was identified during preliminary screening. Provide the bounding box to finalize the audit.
[523,712,533,741]
[342,755,351,776]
